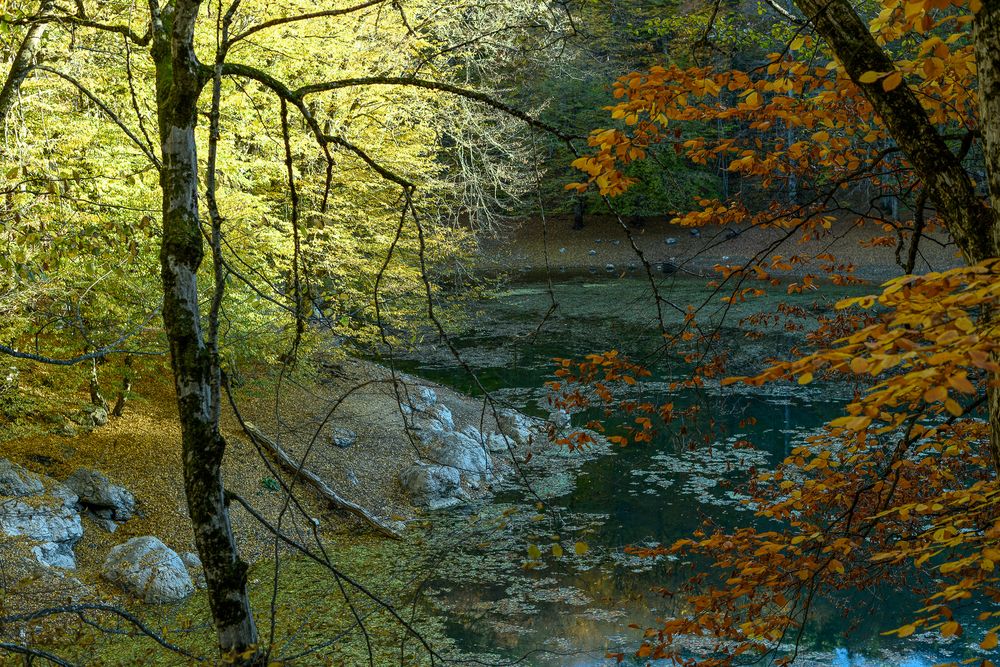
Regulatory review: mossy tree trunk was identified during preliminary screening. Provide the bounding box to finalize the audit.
[0,0,53,127]
[793,0,1000,469]
[150,0,260,662]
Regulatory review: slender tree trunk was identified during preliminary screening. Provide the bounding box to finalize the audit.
[0,1,52,127]
[793,0,1000,468]
[88,357,108,410]
[975,0,1000,471]
[111,355,132,417]
[151,1,260,662]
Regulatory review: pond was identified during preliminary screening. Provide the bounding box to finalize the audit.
[391,275,986,666]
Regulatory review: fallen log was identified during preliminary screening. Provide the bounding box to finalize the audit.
[242,422,403,540]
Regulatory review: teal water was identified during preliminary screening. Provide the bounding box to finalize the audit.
[394,276,987,666]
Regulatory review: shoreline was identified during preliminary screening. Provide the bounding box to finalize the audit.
[478,214,962,284]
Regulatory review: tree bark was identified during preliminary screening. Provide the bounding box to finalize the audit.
[151,0,260,662]
[792,0,1000,468]
[0,1,53,127]
[975,0,1000,472]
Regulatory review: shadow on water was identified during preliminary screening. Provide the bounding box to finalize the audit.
[389,276,985,666]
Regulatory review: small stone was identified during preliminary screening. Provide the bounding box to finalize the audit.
[588,249,597,256]
[611,239,621,246]
[328,427,356,449]
[558,247,566,254]
[605,263,615,272]
[690,229,701,237]
[665,237,677,245]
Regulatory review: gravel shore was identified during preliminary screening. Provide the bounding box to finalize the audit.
[479,214,961,283]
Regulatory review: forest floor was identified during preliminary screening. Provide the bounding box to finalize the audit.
[1,356,512,661]
[2,356,508,566]
[479,214,962,282]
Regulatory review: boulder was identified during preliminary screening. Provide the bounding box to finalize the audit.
[102,536,194,603]
[399,463,462,509]
[76,404,108,427]
[0,460,82,569]
[487,433,515,453]
[548,409,571,430]
[406,403,454,434]
[401,385,437,415]
[426,432,492,484]
[496,409,537,446]
[64,468,136,530]
[0,459,44,497]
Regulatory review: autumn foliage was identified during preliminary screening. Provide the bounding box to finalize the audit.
[560,0,1000,662]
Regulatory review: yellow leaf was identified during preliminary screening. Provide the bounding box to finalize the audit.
[941,621,961,638]
[923,386,947,403]
[982,632,998,650]
[812,130,830,142]
[527,544,541,560]
[858,70,882,84]
[882,71,904,91]
[574,541,589,556]
[798,372,813,385]
[898,624,917,638]
[552,543,564,558]
[850,357,868,374]
[944,398,963,417]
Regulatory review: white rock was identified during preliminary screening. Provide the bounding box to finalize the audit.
[0,461,82,569]
[102,536,194,603]
[426,432,492,484]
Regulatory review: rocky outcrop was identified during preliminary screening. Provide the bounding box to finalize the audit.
[0,460,82,570]
[64,468,135,532]
[426,431,493,486]
[396,385,544,508]
[102,536,194,603]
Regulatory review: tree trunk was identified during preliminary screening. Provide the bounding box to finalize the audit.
[975,0,1000,471]
[0,1,52,127]
[151,1,260,662]
[88,357,108,411]
[792,0,1000,468]
[111,356,132,417]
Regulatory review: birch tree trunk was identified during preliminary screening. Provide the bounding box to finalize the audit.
[974,0,1000,475]
[151,0,260,661]
[0,1,53,127]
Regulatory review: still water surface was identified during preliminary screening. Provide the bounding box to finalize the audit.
[394,276,984,666]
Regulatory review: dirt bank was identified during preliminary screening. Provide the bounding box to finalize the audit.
[479,214,961,283]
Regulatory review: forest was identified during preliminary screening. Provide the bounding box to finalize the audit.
[0,0,998,664]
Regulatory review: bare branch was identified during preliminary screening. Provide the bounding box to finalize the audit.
[34,66,161,168]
